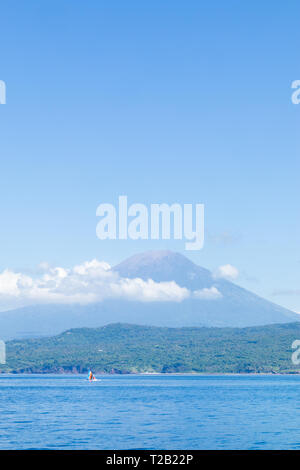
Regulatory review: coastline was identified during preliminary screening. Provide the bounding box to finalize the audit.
[1,371,300,376]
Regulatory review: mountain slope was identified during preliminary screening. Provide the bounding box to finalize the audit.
[113,250,298,326]
[2,322,300,374]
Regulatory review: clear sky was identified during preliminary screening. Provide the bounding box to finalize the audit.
[0,1,299,311]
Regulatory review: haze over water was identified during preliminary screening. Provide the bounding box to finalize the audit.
[0,374,299,449]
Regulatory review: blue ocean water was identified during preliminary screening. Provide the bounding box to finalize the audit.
[0,374,299,450]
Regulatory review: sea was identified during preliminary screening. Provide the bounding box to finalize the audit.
[0,374,299,450]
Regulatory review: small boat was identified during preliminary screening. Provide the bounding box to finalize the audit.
[88,370,98,382]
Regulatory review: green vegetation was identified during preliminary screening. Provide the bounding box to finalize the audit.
[2,322,300,374]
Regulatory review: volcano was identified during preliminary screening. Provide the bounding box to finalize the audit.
[0,251,297,340]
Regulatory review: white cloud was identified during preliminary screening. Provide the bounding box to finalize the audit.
[0,270,33,296]
[213,264,239,281]
[193,286,222,300]
[73,259,111,275]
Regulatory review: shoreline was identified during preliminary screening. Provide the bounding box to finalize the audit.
[1,372,300,376]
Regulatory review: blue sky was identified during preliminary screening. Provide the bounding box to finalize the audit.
[0,1,299,311]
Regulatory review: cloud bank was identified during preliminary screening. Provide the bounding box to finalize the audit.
[0,259,222,311]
